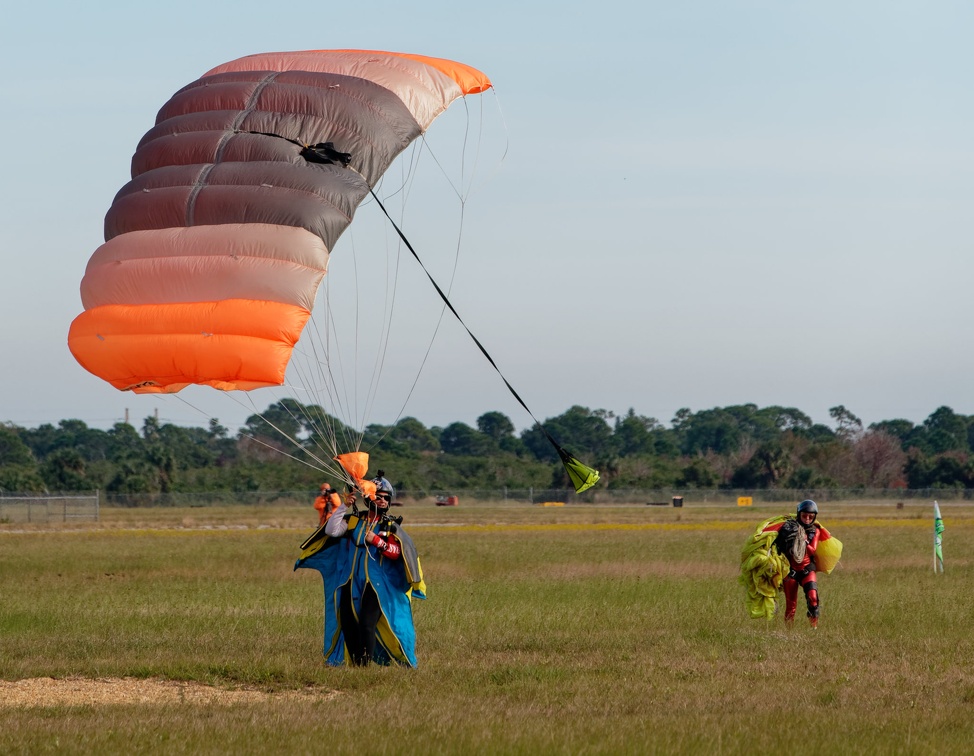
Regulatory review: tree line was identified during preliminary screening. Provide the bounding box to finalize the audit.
[2,401,974,496]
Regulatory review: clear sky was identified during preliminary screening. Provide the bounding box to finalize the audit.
[1,1,972,435]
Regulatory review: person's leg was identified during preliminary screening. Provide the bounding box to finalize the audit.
[801,572,819,628]
[358,584,382,664]
[339,586,369,665]
[783,576,799,623]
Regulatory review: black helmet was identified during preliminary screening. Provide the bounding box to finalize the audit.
[797,499,818,519]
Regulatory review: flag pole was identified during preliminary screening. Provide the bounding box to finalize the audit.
[933,500,945,574]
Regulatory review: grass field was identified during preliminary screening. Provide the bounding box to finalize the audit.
[2,501,973,755]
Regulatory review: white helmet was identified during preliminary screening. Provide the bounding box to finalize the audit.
[373,478,395,502]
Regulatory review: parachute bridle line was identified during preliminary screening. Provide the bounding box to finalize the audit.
[321,131,477,456]
[366,139,473,451]
[370,95,509,446]
[368,188,596,484]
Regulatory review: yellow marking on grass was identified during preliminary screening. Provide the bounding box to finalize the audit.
[414,522,745,533]
[408,518,963,533]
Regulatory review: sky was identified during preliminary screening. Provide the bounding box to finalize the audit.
[1,1,972,437]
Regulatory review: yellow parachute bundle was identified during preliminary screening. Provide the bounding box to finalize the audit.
[814,529,843,575]
[738,515,791,620]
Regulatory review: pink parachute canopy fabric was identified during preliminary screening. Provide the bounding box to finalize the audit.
[68,50,491,393]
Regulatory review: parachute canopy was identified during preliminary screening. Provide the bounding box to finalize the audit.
[68,50,492,393]
[334,451,376,499]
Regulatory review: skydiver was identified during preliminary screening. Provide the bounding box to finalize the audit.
[324,477,424,666]
[761,500,833,628]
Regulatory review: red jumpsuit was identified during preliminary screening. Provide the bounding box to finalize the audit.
[762,519,821,627]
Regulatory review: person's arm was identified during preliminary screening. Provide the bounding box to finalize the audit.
[325,504,350,537]
[805,523,821,555]
[365,529,401,559]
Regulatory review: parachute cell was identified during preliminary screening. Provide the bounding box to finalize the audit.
[68,50,492,393]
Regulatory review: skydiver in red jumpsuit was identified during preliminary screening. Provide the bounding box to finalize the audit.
[763,499,822,628]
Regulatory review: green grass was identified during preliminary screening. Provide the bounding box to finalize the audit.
[1,502,973,754]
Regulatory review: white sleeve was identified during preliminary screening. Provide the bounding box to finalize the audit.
[325,505,349,537]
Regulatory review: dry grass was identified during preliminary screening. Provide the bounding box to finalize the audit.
[2,500,973,754]
[0,677,338,707]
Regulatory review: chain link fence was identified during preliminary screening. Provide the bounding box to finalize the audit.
[62,487,974,508]
[0,493,100,523]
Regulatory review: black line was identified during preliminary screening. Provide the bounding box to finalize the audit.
[369,189,568,457]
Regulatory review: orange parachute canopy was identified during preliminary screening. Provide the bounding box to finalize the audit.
[68,50,491,393]
[335,451,376,498]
